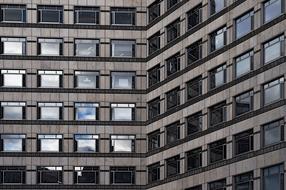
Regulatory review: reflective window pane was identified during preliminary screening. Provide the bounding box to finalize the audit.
[235,91,253,116]
[74,7,99,24]
[111,40,135,57]
[210,27,227,52]
[1,102,25,120]
[210,0,225,15]
[110,167,135,184]
[40,107,60,120]
[263,120,283,146]
[37,166,62,184]
[3,73,23,87]
[111,72,135,89]
[263,78,284,105]
[0,166,26,184]
[235,11,253,39]
[75,71,98,88]
[1,135,25,152]
[111,8,135,25]
[1,5,26,22]
[74,135,98,152]
[263,164,284,190]
[264,36,284,64]
[38,135,62,152]
[235,51,253,78]
[38,6,63,23]
[210,65,226,89]
[111,135,135,152]
[111,104,134,121]
[75,39,99,57]
[264,0,282,23]
[166,19,180,43]
[38,38,62,56]
[75,103,98,120]
[74,166,99,184]
[148,1,160,23]
[234,172,253,190]
[1,38,26,55]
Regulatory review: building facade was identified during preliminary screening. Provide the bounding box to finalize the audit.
[0,0,285,189]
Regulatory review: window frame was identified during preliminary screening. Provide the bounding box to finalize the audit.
[208,139,227,164]
[262,119,284,147]
[37,38,63,56]
[110,135,135,153]
[208,178,227,190]
[234,90,254,116]
[165,121,180,145]
[110,103,135,121]
[74,39,100,57]
[166,155,180,177]
[187,4,202,30]
[74,166,99,184]
[74,134,99,153]
[111,39,136,58]
[235,10,254,39]
[234,171,253,190]
[0,166,26,184]
[110,7,136,26]
[0,134,26,152]
[0,4,26,23]
[110,167,135,185]
[166,19,180,43]
[166,87,180,110]
[1,69,26,87]
[210,0,226,15]
[186,111,203,136]
[37,102,63,120]
[234,50,254,78]
[209,101,227,127]
[263,0,283,23]
[148,64,160,87]
[148,0,160,23]
[74,71,99,89]
[166,53,180,76]
[37,5,63,24]
[0,37,26,55]
[187,39,203,65]
[37,134,63,152]
[234,130,253,156]
[263,35,284,64]
[186,147,202,170]
[110,71,136,89]
[210,26,227,52]
[186,76,203,100]
[148,130,160,151]
[74,103,99,121]
[37,70,63,88]
[148,162,160,183]
[263,77,284,105]
[148,97,160,119]
[0,101,26,120]
[37,166,63,184]
[74,6,100,25]
[148,32,161,55]
[209,64,227,89]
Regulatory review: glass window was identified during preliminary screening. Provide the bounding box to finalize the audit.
[37,166,62,184]
[187,4,202,30]
[235,90,253,116]
[74,166,99,184]
[187,76,202,100]
[186,186,202,190]
[186,112,202,135]
[234,172,253,190]
[38,70,62,88]
[0,5,26,23]
[38,38,63,56]
[166,122,180,144]
[74,71,99,89]
[111,40,135,57]
[209,179,226,190]
[148,65,160,87]
[235,11,254,39]
[209,102,227,127]
[0,166,25,184]
[167,0,179,10]
[148,0,160,23]
[110,167,135,184]
[110,135,135,152]
[1,102,25,120]
[263,164,284,190]
[111,8,135,25]
[74,134,99,152]
[111,72,135,89]
[166,155,180,177]
[148,97,160,119]
[74,6,99,24]
[111,103,135,121]
[210,0,226,15]
[264,0,282,23]
[0,134,25,152]
[166,19,180,43]
[148,32,160,55]
[166,87,180,110]
[166,53,180,76]
[210,26,227,52]
[38,102,63,120]
[235,51,253,78]
[209,139,226,163]
[264,36,284,64]
[186,148,202,170]
[148,130,160,151]
[148,162,160,183]
[263,119,284,146]
[37,5,63,23]
[75,39,99,57]
[263,77,284,105]
[1,70,25,87]
[75,103,99,120]
[187,39,203,65]
[234,130,253,155]
[37,135,62,152]
[209,64,226,89]
[1,37,26,55]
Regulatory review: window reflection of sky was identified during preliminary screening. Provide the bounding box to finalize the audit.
[4,139,22,151]
[76,107,96,120]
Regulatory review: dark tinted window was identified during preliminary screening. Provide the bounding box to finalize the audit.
[148,32,160,55]
[110,167,135,184]
[263,77,284,105]
[263,164,284,190]
[166,122,180,144]
[167,0,179,10]
[148,65,160,87]
[186,112,202,135]
[148,97,160,119]
[0,166,25,184]
[234,130,253,155]
[166,19,180,43]
[166,87,180,110]
[209,139,226,163]
[263,119,284,146]
[210,26,227,52]
[166,53,180,76]
[111,8,135,25]
[187,4,202,30]
[187,39,203,65]
[235,91,253,116]
[166,155,180,177]
[74,7,99,24]
[234,172,253,190]
[0,5,26,22]
[37,5,63,23]
[74,166,99,184]
[187,76,202,100]
[186,148,202,170]
[209,102,226,127]
[209,179,226,190]
[148,0,160,22]
[148,162,160,183]
[148,130,160,151]
[37,166,62,184]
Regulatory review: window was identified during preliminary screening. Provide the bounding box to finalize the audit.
[37,166,62,184]
[209,179,226,190]
[187,39,203,65]
[209,102,227,127]
[148,162,160,183]
[74,71,99,89]
[209,64,226,89]
[74,134,99,152]
[187,76,202,100]
[235,90,253,116]
[38,70,62,88]
[0,166,25,184]
[0,134,25,152]
[110,167,135,184]
[38,38,63,56]
[148,130,160,151]
[234,172,253,190]
[166,87,180,110]
[263,0,282,23]
[74,166,99,184]
[111,103,135,121]
[148,97,160,119]
[110,135,135,152]
[263,119,284,146]
[0,102,25,120]
[263,35,284,64]
[166,19,180,43]
[148,0,160,22]
[263,164,284,190]
[1,70,25,87]
[209,139,226,163]
[235,51,253,78]
[75,39,99,57]
[186,112,202,135]
[148,65,160,87]
[166,155,180,177]
[234,130,253,155]
[166,53,180,76]
[111,8,135,25]
[37,102,63,120]
[235,11,254,39]
[37,135,62,152]
[186,186,202,190]
[37,5,63,23]
[111,40,135,57]
[210,26,227,52]
[0,37,26,55]
[74,6,99,24]
[263,77,284,105]
[111,72,135,89]
[186,148,202,170]
[210,0,226,15]
[167,0,179,10]
[0,5,26,23]
[166,122,180,144]
[148,32,160,55]
[74,103,99,120]
[187,4,202,30]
